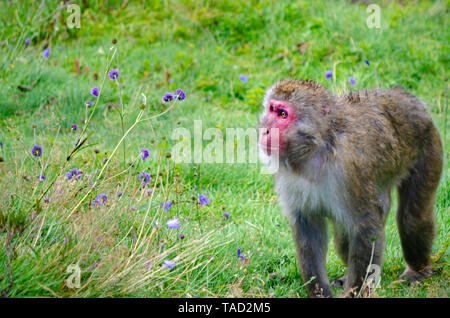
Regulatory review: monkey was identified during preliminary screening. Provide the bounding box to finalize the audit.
[258,79,443,297]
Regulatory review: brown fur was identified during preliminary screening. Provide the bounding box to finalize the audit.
[260,79,443,297]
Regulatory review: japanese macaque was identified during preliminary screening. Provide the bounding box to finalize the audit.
[258,79,443,297]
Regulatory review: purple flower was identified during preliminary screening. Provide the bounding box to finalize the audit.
[25,38,30,45]
[140,148,149,161]
[91,199,101,207]
[163,260,176,270]
[179,234,185,239]
[239,74,248,84]
[41,48,50,58]
[199,194,211,207]
[174,89,186,101]
[102,158,108,164]
[166,217,181,229]
[162,93,173,103]
[109,69,119,80]
[223,211,230,219]
[32,145,42,157]
[44,197,50,203]
[97,193,107,203]
[145,261,153,270]
[237,248,245,260]
[364,59,370,66]
[117,191,123,197]
[84,100,94,107]
[67,168,82,180]
[38,174,45,182]
[63,237,69,244]
[146,188,153,196]
[161,201,172,212]
[91,86,99,97]
[71,124,77,131]
[325,71,333,79]
[139,172,151,185]
[349,77,356,86]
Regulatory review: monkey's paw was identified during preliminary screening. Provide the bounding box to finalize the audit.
[399,266,433,284]
[331,275,346,288]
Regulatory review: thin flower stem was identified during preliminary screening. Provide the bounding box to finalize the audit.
[66,111,144,219]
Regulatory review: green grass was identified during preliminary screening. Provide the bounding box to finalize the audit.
[0,0,448,297]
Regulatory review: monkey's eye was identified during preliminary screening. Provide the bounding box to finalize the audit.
[278,110,288,118]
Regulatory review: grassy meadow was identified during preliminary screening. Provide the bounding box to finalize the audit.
[0,0,448,297]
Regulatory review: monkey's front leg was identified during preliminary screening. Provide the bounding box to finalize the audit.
[290,213,332,297]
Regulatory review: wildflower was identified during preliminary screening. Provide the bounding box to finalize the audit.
[145,261,153,270]
[163,260,176,270]
[349,77,356,86]
[166,217,181,229]
[91,86,99,97]
[199,194,211,207]
[239,74,248,84]
[140,148,149,161]
[162,92,174,103]
[84,100,94,107]
[91,199,101,207]
[41,48,50,58]
[108,69,119,80]
[364,59,370,66]
[168,78,173,84]
[71,124,77,131]
[117,191,123,197]
[44,197,49,203]
[102,158,108,164]
[38,174,45,182]
[174,89,186,101]
[223,211,230,219]
[97,193,107,204]
[161,201,172,212]
[179,234,185,239]
[139,172,151,185]
[325,71,333,79]
[146,188,153,196]
[25,38,30,45]
[237,248,245,260]
[67,168,82,180]
[63,237,69,244]
[89,260,99,270]
[32,145,42,157]
[130,205,136,210]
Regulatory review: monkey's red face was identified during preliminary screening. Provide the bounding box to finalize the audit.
[259,99,297,155]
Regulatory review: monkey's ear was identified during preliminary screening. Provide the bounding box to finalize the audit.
[322,105,330,116]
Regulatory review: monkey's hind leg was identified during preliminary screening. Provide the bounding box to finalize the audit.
[397,143,443,283]
[331,226,349,288]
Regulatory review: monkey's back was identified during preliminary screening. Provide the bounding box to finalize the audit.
[336,87,442,194]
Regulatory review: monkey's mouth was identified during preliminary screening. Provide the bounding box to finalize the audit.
[259,143,280,156]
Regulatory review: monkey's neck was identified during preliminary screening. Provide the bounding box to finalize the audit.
[286,140,334,182]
